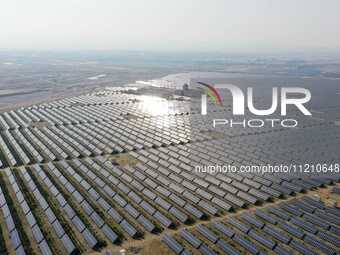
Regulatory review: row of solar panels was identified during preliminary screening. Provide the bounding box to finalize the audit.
[162,196,340,255]
[79,154,338,230]
[182,137,340,173]
[0,183,26,255]
[5,152,312,254]
[232,124,340,164]
[1,152,339,254]
[57,157,184,234]
[0,111,28,130]
[1,126,338,225]
[32,164,118,247]
[0,115,199,168]
[24,105,124,125]
[31,90,139,109]
[1,169,53,255]
[0,166,119,254]
[1,100,304,170]
[89,119,192,150]
[0,157,200,253]
[129,107,325,138]
[0,125,115,167]
[127,145,339,216]
[41,157,179,237]
[29,97,192,119]
[48,160,143,238]
[45,157,184,237]
[94,157,193,225]
[0,104,123,129]
[0,96,194,130]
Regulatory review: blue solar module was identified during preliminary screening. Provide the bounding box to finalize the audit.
[180,229,202,248]
[162,234,184,255]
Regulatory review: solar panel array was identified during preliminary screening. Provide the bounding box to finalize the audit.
[0,87,339,254]
[162,196,340,255]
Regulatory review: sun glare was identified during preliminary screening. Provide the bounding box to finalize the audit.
[140,95,171,116]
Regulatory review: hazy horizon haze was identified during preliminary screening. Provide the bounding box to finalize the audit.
[1,0,340,53]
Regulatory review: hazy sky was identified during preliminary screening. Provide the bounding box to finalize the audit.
[1,0,339,52]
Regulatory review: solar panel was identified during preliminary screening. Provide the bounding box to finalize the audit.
[162,234,183,255]
[263,225,291,244]
[197,225,218,244]
[82,228,98,248]
[199,243,217,255]
[138,201,155,215]
[233,235,259,255]
[154,211,172,228]
[278,222,304,239]
[24,211,37,227]
[5,216,15,232]
[52,220,65,238]
[125,204,140,219]
[15,245,26,255]
[0,194,6,207]
[1,204,11,218]
[10,229,21,249]
[237,191,257,204]
[20,201,30,215]
[198,201,218,215]
[280,204,304,217]
[120,220,137,237]
[304,234,335,255]
[88,188,100,201]
[314,210,340,225]
[128,191,142,204]
[289,239,317,255]
[303,213,330,229]
[249,229,276,250]
[95,198,109,212]
[113,194,127,207]
[268,207,290,221]
[224,194,245,208]
[90,212,104,228]
[137,215,155,233]
[39,239,52,255]
[32,225,44,243]
[289,217,317,234]
[169,194,185,207]
[169,207,188,223]
[228,218,251,234]
[274,244,291,255]
[101,224,118,243]
[240,213,264,229]
[183,191,199,204]
[56,194,67,207]
[216,239,240,255]
[255,209,277,225]
[184,204,204,219]
[323,205,340,217]
[155,197,171,211]
[102,185,115,198]
[180,229,201,248]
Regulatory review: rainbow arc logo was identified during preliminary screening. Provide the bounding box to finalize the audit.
[197,81,223,106]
